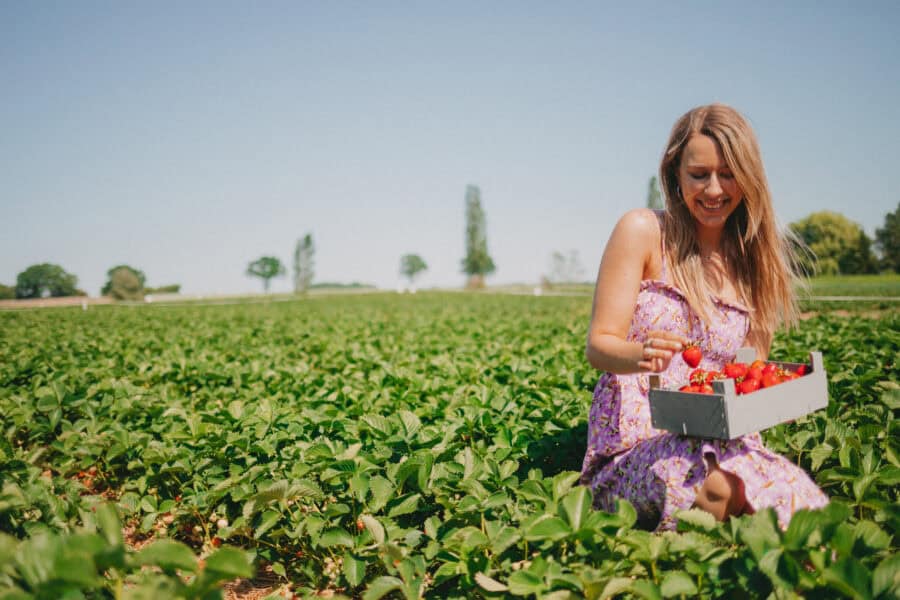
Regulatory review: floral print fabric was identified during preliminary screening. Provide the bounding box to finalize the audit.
[580,278,828,530]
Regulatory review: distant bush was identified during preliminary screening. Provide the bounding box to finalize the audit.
[0,284,15,299]
[310,282,375,289]
[145,284,181,294]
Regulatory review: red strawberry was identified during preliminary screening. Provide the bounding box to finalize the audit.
[679,384,699,393]
[795,364,808,376]
[738,378,761,394]
[723,362,748,379]
[689,368,707,384]
[682,345,702,368]
[761,372,780,388]
[697,383,714,394]
[761,363,779,376]
[745,366,763,382]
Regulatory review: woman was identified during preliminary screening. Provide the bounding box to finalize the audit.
[580,103,828,530]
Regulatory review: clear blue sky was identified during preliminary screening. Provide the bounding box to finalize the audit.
[3,1,899,295]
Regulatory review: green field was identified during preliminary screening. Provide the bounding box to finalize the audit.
[1,294,897,598]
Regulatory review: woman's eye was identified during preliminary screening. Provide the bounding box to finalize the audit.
[690,173,706,180]
[720,172,734,179]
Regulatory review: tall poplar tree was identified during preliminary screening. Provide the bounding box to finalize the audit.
[646,176,663,209]
[293,233,315,293]
[461,185,495,288]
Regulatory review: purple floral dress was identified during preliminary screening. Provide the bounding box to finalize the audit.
[580,250,828,530]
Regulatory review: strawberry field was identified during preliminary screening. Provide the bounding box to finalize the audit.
[1,293,897,599]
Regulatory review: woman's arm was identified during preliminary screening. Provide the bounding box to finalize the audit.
[585,209,686,374]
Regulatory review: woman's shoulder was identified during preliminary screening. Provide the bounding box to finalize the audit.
[611,208,663,243]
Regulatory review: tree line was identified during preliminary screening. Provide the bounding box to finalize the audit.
[244,185,495,294]
[3,185,897,301]
[0,264,180,301]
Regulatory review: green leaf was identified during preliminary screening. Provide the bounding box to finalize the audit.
[630,579,662,600]
[660,571,697,597]
[204,546,253,579]
[853,520,890,551]
[600,577,633,599]
[134,539,197,573]
[675,508,716,532]
[524,516,571,541]
[475,572,509,593]
[319,528,354,548]
[95,503,123,547]
[872,553,900,598]
[560,486,591,532]
[362,576,404,600]
[823,558,872,600]
[551,471,581,501]
[387,493,420,518]
[343,552,366,587]
[368,476,394,512]
[810,443,835,471]
[783,509,821,550]
[360,514,385,545]
[254,510,281,539]
[507,570,544,596]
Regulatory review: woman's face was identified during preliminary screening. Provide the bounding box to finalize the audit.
[677,134,744,232]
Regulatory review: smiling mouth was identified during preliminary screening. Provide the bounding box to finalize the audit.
[699,197,728,210]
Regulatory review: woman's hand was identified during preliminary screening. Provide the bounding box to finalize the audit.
[638,330,688,373]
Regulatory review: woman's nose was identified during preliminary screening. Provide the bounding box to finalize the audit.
[706,174,723,196]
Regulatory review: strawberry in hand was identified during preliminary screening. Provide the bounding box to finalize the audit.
[682,344,702,368]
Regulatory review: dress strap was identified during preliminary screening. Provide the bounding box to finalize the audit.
[652,209,668,282]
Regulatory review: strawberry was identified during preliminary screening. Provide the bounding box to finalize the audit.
[682,345,702,368]
[761,363,779,377]
[738,378,761,395]
[679,384,699,393]
[722,362,748,380]
[795,364,809,376]
[697,383,714,394]
[761,372,781,388]
[689,368,707,384]
[745,365,763,382]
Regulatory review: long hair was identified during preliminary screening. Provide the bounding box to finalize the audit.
[658,104,805,348]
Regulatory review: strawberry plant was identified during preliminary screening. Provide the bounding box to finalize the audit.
[0,294,897,598]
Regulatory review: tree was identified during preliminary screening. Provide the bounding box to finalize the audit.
[109,269,143,301]
[0,284,15,300]
[400,254,428,288]
[646,176,663,209]
[107,267,144,301]
[547,250,586,285]
[15,263,79,298]
[101,265,146,297]
[789,211,877,275]
[246,256,285,293]
[875,201,900,272]
[293,233,315,294]
[461,185,496,288]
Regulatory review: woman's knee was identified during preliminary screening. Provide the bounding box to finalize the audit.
[694,466,746,521]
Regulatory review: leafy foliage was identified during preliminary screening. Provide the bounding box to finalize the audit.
[15,263,80,299]
[646,176,663,210]
[461,185,496,285]
[400,254,428,284]
[0,294,896,598]
[104,265,145,301]
[246,256,285,293]
[875,201,900,272]
[791,211,879,275]
[293,233,315,294]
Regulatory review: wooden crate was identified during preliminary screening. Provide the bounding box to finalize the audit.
[648,349,828,439]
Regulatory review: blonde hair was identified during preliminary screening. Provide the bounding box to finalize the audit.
[659,103,804,347]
